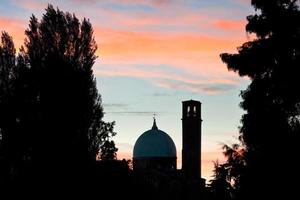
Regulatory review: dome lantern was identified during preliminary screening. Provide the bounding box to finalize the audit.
[152,117,158,130]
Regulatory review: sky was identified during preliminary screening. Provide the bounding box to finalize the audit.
[0,0,254,181]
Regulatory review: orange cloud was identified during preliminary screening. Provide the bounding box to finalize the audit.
[103,10,203,28]
[96,27,241,57]
[112,0,172,7]
[96,66,238,86]
[212,19,246,31]
[0,17,26,49]
[93,26,245,91]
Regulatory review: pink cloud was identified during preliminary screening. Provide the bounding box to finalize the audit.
[95,27,244,58]
[93,26,246,93]
[155,80,235,94]
[211,19,246,31]
[112,0,173,7]
[64,0,173,7]
[104,10,203,28]
[69,0,98,3]
[233,0,251,5]
[0,17,27,49]
[95,65,239,85]
[92,23,248,93]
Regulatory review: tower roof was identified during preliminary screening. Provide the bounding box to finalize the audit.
[182,99,201,104]
[133,118,177,158]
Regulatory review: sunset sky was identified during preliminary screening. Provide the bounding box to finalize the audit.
[0,0,254,181]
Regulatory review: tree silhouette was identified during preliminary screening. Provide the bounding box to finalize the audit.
[100,140,118,161]
[21,5,117,165]
[0,6,118,187]
[97,120,118,160]
[209,160,232,200]
[0,32,15,158]
[220,0,300,199]
[0,32,19,179]
[0,32,32,185]
[210,144,246,200]
[221,144,245,191]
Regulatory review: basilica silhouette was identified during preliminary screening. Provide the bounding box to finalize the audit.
[132,100,205,199]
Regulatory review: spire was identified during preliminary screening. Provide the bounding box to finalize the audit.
[152,115,158,130]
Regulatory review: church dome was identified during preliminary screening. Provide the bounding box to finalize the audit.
[133,119,177,158]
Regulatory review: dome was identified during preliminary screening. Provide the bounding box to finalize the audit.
[133,119,177,158]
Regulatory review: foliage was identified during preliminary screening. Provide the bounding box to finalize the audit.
[0,5,117,180]
[100,140,118,161]
[221,144,245,189]
[209,144,245,200]
[209,160,232,200]
[0,32,18,166]
[98,121,118,160]
[220,0,300,198]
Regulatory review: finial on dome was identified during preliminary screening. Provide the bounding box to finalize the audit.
[152,114,158,130]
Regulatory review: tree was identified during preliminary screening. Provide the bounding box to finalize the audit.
[209,144,245,200]
[220,0,300,199]
[100,140,118,161]
[0,5,119,193]
[22,5,117,164]
[97,121,118,160]
[221,144,245,191]
[0,32,18,174]
[209,160,232,200]
[0,5,116,178]
[0,32,31,184]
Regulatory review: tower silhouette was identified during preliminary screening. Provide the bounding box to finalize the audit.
[182,100,202,182]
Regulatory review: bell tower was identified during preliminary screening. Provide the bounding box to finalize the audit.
[182,100,202,182]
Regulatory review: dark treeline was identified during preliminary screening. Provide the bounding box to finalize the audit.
[209,0,300,200]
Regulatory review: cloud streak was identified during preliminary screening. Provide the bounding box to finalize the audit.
[95,27,244,57]
[103,103,129,108]
[156,79,236,94]
[106,111,166,116]
[211,19,246,32]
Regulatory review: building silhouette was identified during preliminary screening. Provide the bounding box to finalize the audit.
[132,100,205,200]
[182,100,202,182]
[133,100,202,176]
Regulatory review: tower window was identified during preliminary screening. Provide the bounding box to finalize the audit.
[193,106,197,116]
[187,106,190,116]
